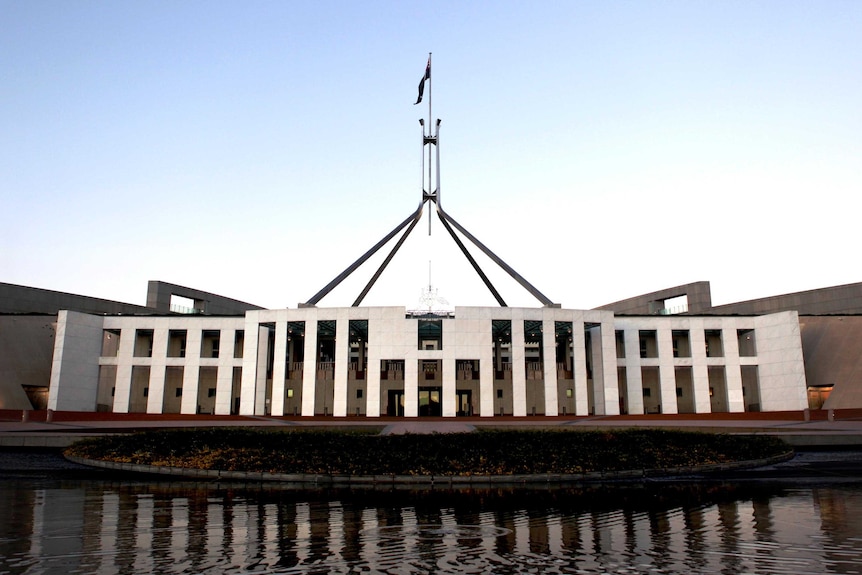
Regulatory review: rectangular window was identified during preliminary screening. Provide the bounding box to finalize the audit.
[202,330,220,359]
[101,329,121,357]
[134,330,154,358]
[143,387,149,397]
[175,388,183,397]
[287,388,294,398]
[672,330,691,358]
[168,330,188,358]
[208,388,216,398]
[737,329,757,357]
[234,330,245,358]
[705,330,724,357]
[496,389,503,399]
[356,389,363,399]
[639,330,658,358]
[615,330,626,358]
[418,319,443,350]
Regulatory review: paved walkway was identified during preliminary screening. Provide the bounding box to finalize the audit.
[2,409,862,448]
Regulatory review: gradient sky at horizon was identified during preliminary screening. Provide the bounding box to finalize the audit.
[2,1,860,311]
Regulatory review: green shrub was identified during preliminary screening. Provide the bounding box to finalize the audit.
[65,428,790,476]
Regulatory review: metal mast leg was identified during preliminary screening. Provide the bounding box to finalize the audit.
[353,203,425,306]
[302,202,426,307]
[435,206,507,306]
[437,206,556,307]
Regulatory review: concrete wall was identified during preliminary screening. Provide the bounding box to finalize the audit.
[0,283,151,315]
[146,281,264,315]
[0,315,56,409]
[799,316,862,409]
[710,282,862,315]
[48,311,105,411]
[45,306,809,416]
[594,282,713,315]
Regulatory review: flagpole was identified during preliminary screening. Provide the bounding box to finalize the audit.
[428,52,434,236]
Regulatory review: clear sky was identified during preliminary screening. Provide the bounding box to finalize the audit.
[2,1,860,311]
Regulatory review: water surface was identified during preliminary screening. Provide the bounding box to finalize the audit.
[2,478,862,575]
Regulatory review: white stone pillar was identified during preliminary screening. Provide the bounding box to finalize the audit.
[301,317,318,416]
[270,321,288,417]
[333,316,349,417]
[542,318,559,416]
[112,323,137,413]
[596,320,621,415]
[657,325,678,414]
[404,356,419,417]
[623,328,645,414]
[366,332,381,417]
[722,321,745,413]
[689,320,711,413]
[480,324,495,417]
[215,327,237,415]
[572,320,589,416]
[511,315,527,417]
[147,327,168,413]
[442,358,457,417]
[239,314,260,415]
[180,328,202,414]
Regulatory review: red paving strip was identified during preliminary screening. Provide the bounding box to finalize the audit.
[4,408,862,426]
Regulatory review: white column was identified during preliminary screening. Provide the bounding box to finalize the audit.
[366,332,381,417]
[405,355,419,417]
[657,325,678,414]
[594,321,621,415]
[180,328,202,414]
[301,318,318,416]
[689,321,711,413]
[255,325,269,414]
[623,328,645,414]
[113,324,136,413]
[239,315,260,415]
[442,358,457,417]
[480,325,495,417]
[147,327,168,413]
[511,316,527,417]
[333,317,349,417]
[215,327,237,415]
[542,318,559,416]
[270,321,288,417]
[723,322,745,412]
[589,325,607,414]
[572,320,589,416]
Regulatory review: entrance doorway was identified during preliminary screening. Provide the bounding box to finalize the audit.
[456,390,473,416]
[419,387,442,416]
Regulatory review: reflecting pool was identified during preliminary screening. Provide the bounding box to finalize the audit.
[2,478,862,575]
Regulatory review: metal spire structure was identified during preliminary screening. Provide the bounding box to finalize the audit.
[301,55,556,309]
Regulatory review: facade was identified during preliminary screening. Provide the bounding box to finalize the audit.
[46,304,807,417]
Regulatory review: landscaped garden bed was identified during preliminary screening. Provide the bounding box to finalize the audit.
[65,428,791,477]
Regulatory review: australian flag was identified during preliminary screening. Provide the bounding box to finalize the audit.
[414,56,431,105]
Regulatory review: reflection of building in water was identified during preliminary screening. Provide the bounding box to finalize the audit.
[4,486,862,574]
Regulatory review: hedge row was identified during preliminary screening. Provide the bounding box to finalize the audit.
[64,428,790,476]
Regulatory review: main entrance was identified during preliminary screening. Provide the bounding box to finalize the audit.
[418,387,442,416]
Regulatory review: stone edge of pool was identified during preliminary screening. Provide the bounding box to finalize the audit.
[64,451,796,485]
